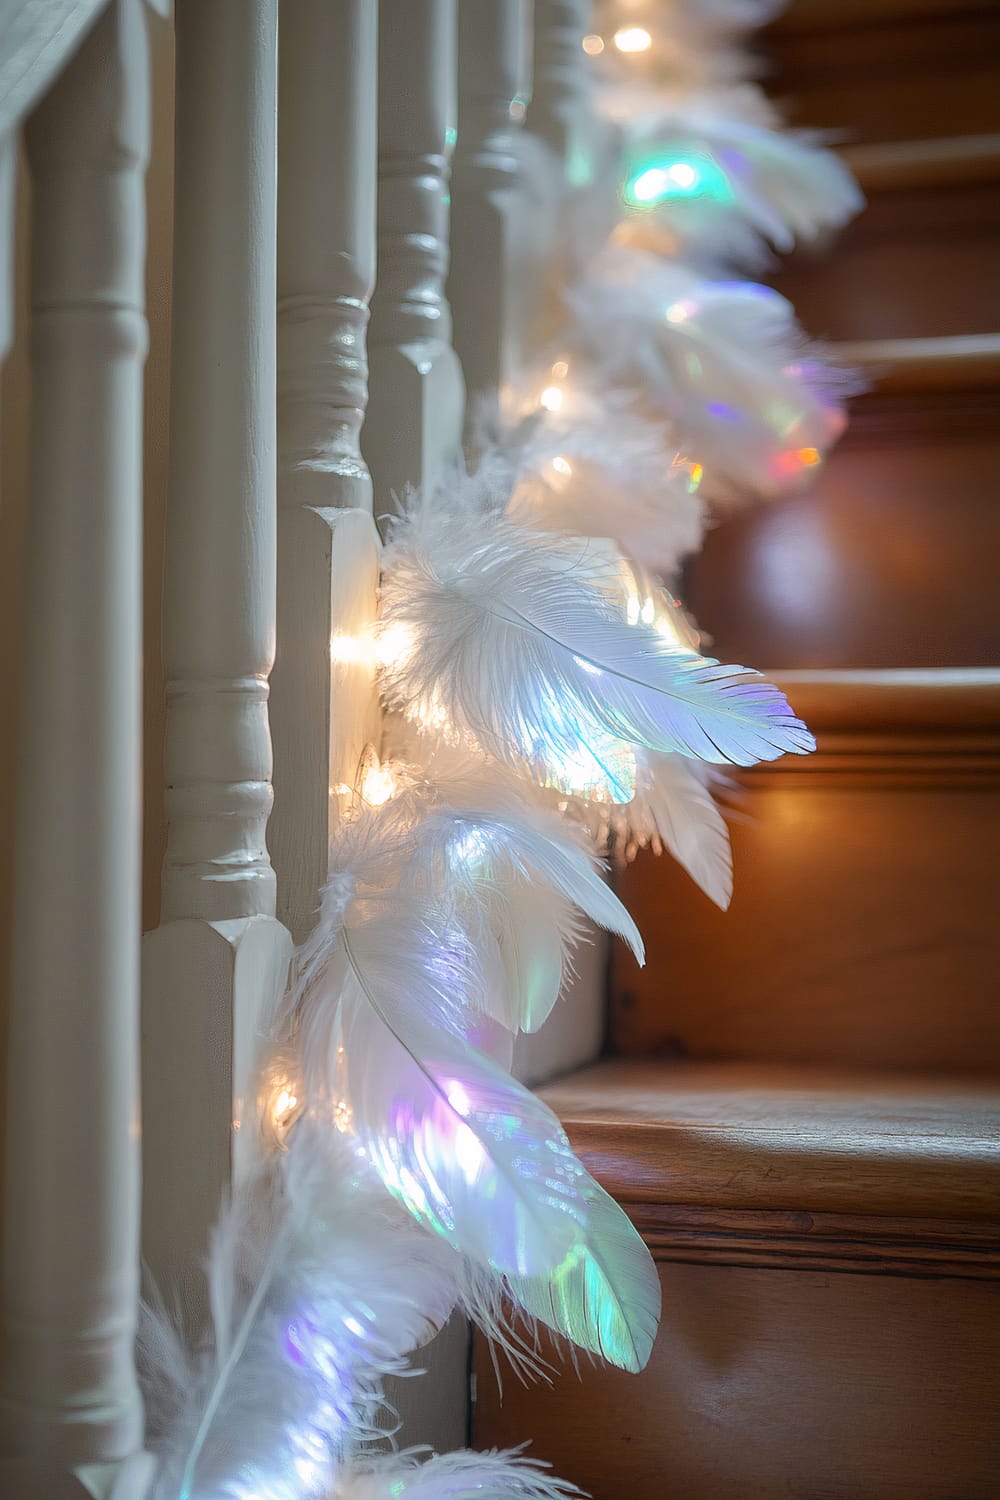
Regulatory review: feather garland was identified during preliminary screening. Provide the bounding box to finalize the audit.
[289,858,592,1277]
[505,1174,661,1375]
[505,400,706,576]
[563,247,853,501]
[141,1126,458,1500]
[619,103,863,266]
[380,471,814,804]
[335,1448,583,1500]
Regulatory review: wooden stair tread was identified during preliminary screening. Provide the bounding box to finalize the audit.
[541,1059,1000,1223]
[843,133,1000,192]
[837,332,1000,392]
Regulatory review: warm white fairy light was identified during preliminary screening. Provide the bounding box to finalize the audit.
[582,33,604,55]
[361,760,397,808]
[614,25,651,52]
[539,385,563,413]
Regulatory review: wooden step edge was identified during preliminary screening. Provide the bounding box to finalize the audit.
[769,669,1000,734]
[767,0,997,37]
[836,333,1000,394]
[540,1059,1000,1243]
[842,133,1000,193]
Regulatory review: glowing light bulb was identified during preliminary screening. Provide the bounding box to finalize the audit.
[361,761,397,807]
[631,167,670,204]
[539,384,564,413]
[582,33,605,54]
[667,161,697,189]
[330,633,366,664]
[373,622,415,668]
[551,359,569,379]
[614,25,651,52]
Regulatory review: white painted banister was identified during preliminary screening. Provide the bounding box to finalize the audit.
[271,0,381,944]
[0,133,14,368]
[448,0,528,413]
[0,2,154,1492]
[527,0,592,169]
[141,0,293,1316]
[363,0,465,513]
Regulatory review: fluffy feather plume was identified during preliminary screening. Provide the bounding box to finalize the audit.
[564,248,852,501]
[287,814,594,1277]
[141,1126,458,1500]
[618,103,862,267]
[505,1174,661,1375]
[379,468,814,805]
[384,753,645,1031]
[611,750,733,909]
[336,1449,583,1500]
[504,401,705,576]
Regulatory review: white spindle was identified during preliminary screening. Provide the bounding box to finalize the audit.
[0,133,14,368]
[448,0,529,411]
[527,0,592,169]
[364,0,465,511]
[271,0,381,944]
[0,2,153,1492]
[141,0,293,1314]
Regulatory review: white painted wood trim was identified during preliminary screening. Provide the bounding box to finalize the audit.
[141,0,292,1322]
[0,132,14,362]
[0,0,150,1479]
[527,0,592,168]
[448,0,529,414]
[271,0,381,944]
[364,0,465,514]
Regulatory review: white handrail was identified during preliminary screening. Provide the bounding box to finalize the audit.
[0,1,152,1490]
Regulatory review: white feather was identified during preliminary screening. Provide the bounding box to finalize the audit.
[289,841,592,1277]
[380,470,814,805]
[336,1448,583,1500]
[564,248,854,501]
[505,1174,661,1374]
[505,401,705,576]
[615,750,733,909]
[141,1126,458,1500]
[619,102,862,266]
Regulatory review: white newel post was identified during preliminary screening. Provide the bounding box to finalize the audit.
[448,0,528,414]
[0,3,154,1495]
[141,0,293,1319]
[363,0,465,513]
[271,0,382,944]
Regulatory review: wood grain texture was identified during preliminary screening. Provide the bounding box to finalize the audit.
[539,1059,1000,1223]
[474,1263,1000,1499]
[611,672,1000,1072]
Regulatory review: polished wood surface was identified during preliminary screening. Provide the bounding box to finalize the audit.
[611,672,1000,1072]
[474,1058,1000,1498]
[474,1265,1000,1500]
[539,1059,1000,1223]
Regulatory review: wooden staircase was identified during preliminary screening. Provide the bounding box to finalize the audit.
[473,3,1000,1494]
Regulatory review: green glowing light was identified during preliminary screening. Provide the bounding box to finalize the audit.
[624,147,733,208]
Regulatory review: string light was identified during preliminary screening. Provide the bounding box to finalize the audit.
[613,25,651,52]
[582,33,604,55]
[539,385,563,413]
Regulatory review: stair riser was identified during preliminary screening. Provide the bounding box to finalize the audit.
[474,1261,1000,1499]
